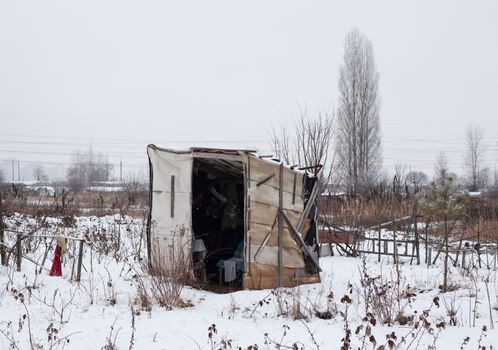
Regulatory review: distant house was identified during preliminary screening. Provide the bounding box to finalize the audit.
[146,145,321,290]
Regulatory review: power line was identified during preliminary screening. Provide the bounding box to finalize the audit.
[0,133,267,144]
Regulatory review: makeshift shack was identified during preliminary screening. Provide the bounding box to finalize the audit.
[146,145,321,290]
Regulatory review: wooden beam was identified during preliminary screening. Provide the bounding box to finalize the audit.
[298,164,323,172]
[321,222,357,234]
[365,216,412,231]
[0,192,5,266]
[253,215,278,261]
[253,231,272,261]
[3,232,84,241]
[76,239,84,282]
[170,175,175,218]
[355,250,417,258]
[256,173,276,187]
[296,181,319,232]
[16,233,21,271]
[280,209,322,272]
[292,173,296,205]
[278,164,284,287]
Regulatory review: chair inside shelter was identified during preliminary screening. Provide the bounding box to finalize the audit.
[191,156,245,289]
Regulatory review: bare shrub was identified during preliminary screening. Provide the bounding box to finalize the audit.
[271,285,339,322]
[134,236,193,310]
[207,324,235,350]
[30,288,77,325]
[121,174,147,209]
[311,289,338,320]
[442,294,461,326]
[134,274,152,312]
[273,287,309,321]
[357,259,416,326]
[339,292,353,350]
[84,223,121,264]
[101,320,120,350]
[225,295,240,319]
[354,313,378,349]
[353,298,443,350]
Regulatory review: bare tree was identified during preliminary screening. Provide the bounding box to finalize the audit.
[336,29,382,195]
[407,170,428,190]
[122,173,147,208]
[295,108,335,177]
[464,124,488,191]
[391,163,410,198]
[270,123,292,165]
[66,145,113,191]
[270,108,335,178]
[33,165,48,183]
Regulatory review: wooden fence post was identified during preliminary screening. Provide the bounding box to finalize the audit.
[425,223,429,265]
[76,239,84,282]
[16,232,21,271]
[486,246,490,270]
[277,164,283,288]
[0,192,5,266]
[377,203,381,262]
[392,211,397,264]
[414,202,420,265]
[477,221,482,268]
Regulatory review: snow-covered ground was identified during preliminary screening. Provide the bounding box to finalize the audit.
[0,214,497,349]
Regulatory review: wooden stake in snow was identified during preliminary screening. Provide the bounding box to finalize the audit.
[16,232,21,271]
[0,192,5,266]
[76,239,84,282]
[277,164,283,287]
[484,277,495,329]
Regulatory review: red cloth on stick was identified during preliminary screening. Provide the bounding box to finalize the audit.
[49,246,62,276]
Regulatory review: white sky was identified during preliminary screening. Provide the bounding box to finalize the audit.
[1,0,497,180]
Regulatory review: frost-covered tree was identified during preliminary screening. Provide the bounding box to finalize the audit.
[421,153,466,292]
[336,29,381,195]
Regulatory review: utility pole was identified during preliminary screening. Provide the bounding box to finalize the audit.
[17,161,20,182]
[11,160,14,182]
[120,160,123,183]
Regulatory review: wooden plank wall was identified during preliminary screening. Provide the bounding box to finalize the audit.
[243,156,320,289]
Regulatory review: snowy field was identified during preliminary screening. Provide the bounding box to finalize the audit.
[0,214,497,349]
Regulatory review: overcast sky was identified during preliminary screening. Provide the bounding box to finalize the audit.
[1,0,497,181]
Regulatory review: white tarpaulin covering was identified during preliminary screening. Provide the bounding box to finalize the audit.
[147,146,193,267]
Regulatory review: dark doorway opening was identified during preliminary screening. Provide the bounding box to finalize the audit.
[191,157,245,290]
